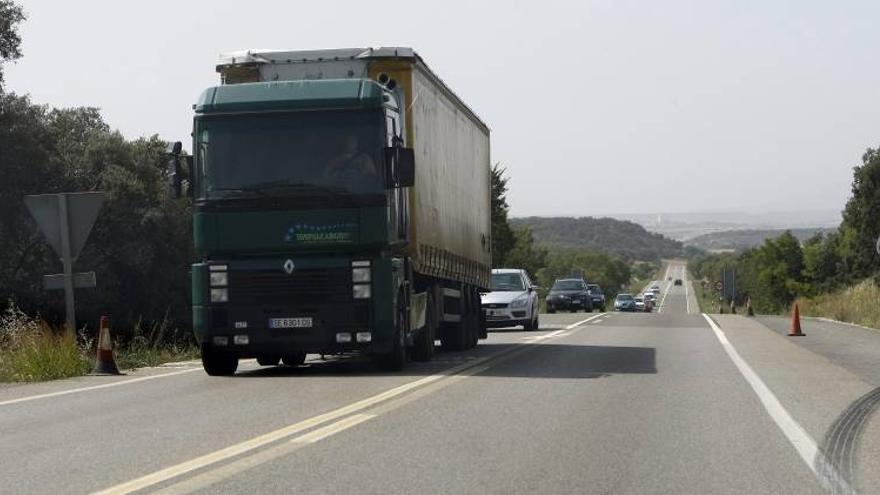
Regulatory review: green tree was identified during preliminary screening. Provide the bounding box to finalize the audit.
[490,163,515,267]
[0,92,192,335]
[0,0,25,89]
[838,147,880,280]
[802,233,841,293]
[504,227,547,279]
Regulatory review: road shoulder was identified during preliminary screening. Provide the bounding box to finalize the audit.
[712,314,880,494]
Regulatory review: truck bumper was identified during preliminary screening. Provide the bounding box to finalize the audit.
[192,257,398,357]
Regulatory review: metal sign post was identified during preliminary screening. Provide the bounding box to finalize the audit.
[24,192,104,331]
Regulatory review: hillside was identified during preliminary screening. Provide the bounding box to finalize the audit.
[510,216,684,261]
[686,228,836,251]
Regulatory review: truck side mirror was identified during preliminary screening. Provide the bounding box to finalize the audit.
[167,156,182,198]
[397,148,415,187]
[166,141,183,198]
[384,146,416,188]
[184,155,194,198]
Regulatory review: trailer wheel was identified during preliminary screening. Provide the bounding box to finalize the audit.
[202,347,238,376]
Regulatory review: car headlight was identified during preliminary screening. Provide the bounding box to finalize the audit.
[510,294,529,308]
[210,288,228,303]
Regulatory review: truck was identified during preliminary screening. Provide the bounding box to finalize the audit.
[167,47,492,375]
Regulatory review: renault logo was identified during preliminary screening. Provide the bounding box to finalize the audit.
[283,259,295,275]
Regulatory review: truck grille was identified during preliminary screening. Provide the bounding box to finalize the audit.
[230,268,351,305]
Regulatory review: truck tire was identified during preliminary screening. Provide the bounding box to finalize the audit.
[281,352,306,366]
[202,347,238,376]
[441,322,466,351]
[256,355,280,366]
[376,294,408,371]
[411,290,436,362]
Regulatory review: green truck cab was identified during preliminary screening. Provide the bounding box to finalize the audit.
[170,48,491,375]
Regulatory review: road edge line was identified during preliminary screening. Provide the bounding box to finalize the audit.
[0,367,203,407]
[701,313,856,495]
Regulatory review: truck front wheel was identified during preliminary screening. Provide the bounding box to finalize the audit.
[376,294,408,371]
[411,289,436,362]
[202,347,238,376]
[282,352,307,366]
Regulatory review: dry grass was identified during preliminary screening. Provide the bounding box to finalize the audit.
[796,280,880,330]
[0,303,92,382]
[0,302,198,382]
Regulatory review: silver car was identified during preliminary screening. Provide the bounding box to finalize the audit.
[481,269,540,330]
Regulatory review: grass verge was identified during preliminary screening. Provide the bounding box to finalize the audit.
[0,302,198,382]
[795,280,880,331]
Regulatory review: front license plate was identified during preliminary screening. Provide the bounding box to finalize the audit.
[269,317,313,329]
[572,300,581,304]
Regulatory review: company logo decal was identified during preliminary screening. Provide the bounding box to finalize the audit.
[284,223,356,244]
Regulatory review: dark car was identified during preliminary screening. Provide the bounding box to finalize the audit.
[586,284,606,311]
[545,278,594,313]
[674,279,683,286]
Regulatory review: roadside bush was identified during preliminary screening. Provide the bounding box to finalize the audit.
[796,280,880,330]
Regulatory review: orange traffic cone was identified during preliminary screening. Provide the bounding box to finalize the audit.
[789,304,805,337]
[93,315,121,375]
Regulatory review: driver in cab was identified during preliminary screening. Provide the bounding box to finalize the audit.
[324,135,379,189]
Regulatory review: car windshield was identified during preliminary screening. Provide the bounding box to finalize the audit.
[491,273,526,291]
[616,294,634,301]
[551,280,583,291]
[196,110,385,197]
[587,285,602,294]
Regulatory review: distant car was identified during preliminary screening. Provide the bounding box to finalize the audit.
[546,278,594,313]
[586,284,606,311]
[482,269,539,330]
[674,279,683,286]
[614,293,636,312]
[634,296,645,311]
[643,292,656,305]
[650,286,661,297]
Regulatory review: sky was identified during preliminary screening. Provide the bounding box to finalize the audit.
[5,0,879,218]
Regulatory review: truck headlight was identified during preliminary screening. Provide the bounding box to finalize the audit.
[353,284,371,299]
[211,288,229,303]
[210,272,228,287]
[352,267,371,283]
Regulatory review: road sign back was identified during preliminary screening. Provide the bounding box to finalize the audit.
[24,192,105,259]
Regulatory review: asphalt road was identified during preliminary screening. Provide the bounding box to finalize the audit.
[1,260,877,494]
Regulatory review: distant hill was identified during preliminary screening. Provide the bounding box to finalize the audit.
[685,228,836,251]
[511,216,684,261]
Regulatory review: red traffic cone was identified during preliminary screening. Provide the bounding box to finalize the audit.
[789,304,805,337]
[93,315,121,375]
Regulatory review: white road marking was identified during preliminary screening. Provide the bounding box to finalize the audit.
[565,313,604,329]
[0,367,203,407]
[93,322,592,495]
[685,272,691,315]
[701,314,854,494]
[291,414,376,444]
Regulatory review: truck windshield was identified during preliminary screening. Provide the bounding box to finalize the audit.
[197,110,385,197]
